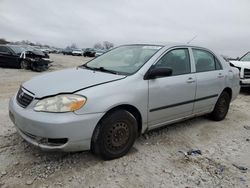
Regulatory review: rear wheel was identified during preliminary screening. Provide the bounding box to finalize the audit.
[209,91,230,121]
[91,110,137,160]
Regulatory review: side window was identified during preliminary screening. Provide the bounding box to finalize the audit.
[193,49,219,72]
[0,46,10,53]
[155,48,191,76]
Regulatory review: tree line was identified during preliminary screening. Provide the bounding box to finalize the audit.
[0,38,115,50]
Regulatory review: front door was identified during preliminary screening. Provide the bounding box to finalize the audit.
[148,48,196,128]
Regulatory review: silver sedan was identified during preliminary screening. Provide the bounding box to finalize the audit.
[9,44,240,160]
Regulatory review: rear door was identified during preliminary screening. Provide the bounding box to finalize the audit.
[191,48,225,114]
[148,48,196,128]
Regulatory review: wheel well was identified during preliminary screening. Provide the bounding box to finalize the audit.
[223,87,232,100]
[104,105,142,135]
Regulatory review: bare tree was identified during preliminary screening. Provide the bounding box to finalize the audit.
[35,42,42,47]
[93,42,104,49]
[65,46,71,50]
[0,38,9,44]
[103,41,114,50]
[70,43,78,49]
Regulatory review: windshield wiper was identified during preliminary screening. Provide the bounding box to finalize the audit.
[80,64,95,70]
[94,67,118,74]
[80,64,118,75]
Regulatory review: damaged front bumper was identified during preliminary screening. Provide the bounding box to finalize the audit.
[20,51,53,72]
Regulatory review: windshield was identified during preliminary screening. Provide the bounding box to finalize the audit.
[240,52,250,61]
[8,46,26,54]
[21,45,35,51]
[85,45,162,75]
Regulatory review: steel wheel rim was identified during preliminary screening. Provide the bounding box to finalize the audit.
[105,122,130,151]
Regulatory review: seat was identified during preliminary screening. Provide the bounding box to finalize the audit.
[196,58,213,72]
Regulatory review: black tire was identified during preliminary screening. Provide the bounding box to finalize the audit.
[91,110,138,160]
[20,60,29,69]
[209,91,231,121]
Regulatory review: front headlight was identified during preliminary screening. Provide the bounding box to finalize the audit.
[34,94,87,112]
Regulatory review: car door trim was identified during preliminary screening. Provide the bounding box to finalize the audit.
[149,94,218,112]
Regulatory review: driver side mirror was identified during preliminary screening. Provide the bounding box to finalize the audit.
[144,67,173,80]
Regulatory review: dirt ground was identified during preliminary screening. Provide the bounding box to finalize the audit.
[0,54,249,188]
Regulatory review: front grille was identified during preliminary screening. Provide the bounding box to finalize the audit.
[244,68,250,78]
[16,88,34,108]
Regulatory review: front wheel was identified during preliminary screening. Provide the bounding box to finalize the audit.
[20,60,29,69]
[209,91,230,121]
[91,110,138,160]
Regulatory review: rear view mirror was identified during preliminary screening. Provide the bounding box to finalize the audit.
[144,67,172,80]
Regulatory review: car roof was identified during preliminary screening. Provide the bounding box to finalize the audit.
[1,44,25,49]
[0,44,10,47]
[122,43,207,48]
[119,43,222,59]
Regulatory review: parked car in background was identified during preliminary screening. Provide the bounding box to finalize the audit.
[62,48,73,55]
[40,48,51,54]
[83,48,96,57]
[94,49,106,57]
[9,44,240,160]
[0,44,52,72]
[0,45,25,68]
[72,49,83,56]
[21,45,49,58]
[230,52,250,87]
[49,48,60,54]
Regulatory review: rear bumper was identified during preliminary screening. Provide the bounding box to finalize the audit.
[9,96,104,152]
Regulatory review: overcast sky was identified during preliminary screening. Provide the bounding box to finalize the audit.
[0,0,250,57]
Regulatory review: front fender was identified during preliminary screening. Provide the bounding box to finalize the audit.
[74,76,148,125]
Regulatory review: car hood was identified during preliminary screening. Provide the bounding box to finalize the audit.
[230,60,250,69]
[23,68,126,98]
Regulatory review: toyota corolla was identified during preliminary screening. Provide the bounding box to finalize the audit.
[9,44,240,160]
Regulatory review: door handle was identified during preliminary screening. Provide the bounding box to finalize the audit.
[218,73,224,78]
[186,77,195,83]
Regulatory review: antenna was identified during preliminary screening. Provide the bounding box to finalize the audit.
[187,35,198,44]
